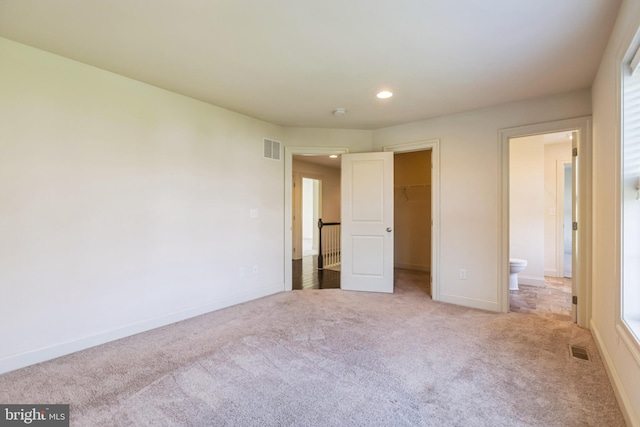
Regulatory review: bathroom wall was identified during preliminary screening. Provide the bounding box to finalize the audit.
[394,150,432,271]
[543,141,572,277]
[510,135,545,286]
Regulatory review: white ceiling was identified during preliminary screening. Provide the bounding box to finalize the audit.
[0,0,621,130]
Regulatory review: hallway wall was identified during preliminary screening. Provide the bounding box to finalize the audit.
[292,159,341,222]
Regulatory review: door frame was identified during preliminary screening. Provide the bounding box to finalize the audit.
[556,159,572,278]
[284,147,349,291]
[383,139,441,301]
[292,173,323,259]
[498,117,592,327]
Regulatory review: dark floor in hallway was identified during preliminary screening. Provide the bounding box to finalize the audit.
[510,276,572,321]
[292,256,340,290]
[292,257,432,296]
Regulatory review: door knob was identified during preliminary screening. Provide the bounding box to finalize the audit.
[386,227,392,232]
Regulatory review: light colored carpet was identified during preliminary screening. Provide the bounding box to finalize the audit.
[0,272,624,426]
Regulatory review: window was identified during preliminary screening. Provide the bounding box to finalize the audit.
[622,40,640,340]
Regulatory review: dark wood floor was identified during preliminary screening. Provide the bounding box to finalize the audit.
[292,256,340,290]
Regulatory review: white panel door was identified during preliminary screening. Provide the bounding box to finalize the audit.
[341,152,394,293]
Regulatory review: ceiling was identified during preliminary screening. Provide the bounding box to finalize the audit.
[0,0,622,130]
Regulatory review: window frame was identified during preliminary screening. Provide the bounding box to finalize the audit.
[618,28,640,356]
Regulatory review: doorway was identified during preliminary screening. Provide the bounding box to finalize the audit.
[302,177,321,256]
[290,154,341,290]
[508,131,573,320]
[393,150,432,297]
[499,116,592,327]
[284,141,441,297]
[384,139,440,300]
[562,163,573,278]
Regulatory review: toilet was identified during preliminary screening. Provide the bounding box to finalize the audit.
[509,258,528,291]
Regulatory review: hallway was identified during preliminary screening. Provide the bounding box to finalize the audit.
[292,256,340,290]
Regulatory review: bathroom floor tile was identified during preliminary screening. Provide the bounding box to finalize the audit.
[509,277,572,321]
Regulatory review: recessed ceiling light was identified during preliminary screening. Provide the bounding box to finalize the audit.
[329,155,338,158]
[376,90,393,99]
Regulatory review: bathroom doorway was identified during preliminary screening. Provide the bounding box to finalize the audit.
[508,131,574,320]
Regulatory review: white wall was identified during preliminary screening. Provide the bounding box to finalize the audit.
[292,159,341,222]
[0,38,285,373]
[543,142,572,277]
[372,90,591,310]
[510,136,545,286]
[283,127,373,153]
[591,0,640,424]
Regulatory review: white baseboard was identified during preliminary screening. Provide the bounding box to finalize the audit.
[590,320,640,427]
[438,293,498,312]
[0,283,283,375]
[544,268,557,277]
[518,275,546,287]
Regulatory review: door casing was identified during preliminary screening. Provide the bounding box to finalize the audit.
[284,147,349,291]
[498,117,592,327]
[384,139,441,301]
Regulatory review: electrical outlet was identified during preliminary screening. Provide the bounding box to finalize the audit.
[459,269,467,280]
[252,265,258,274]
[239,267,245,277]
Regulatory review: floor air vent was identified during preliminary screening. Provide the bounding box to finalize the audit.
[569,345,590,361]
[263,138,281,160]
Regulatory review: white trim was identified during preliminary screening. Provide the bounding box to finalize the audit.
[439,293,499,312]
[0,283,282,375]
[498,117,592,328]
[591,320,640,427]
[518,275,546,287]
[618,24,640,358]
[383,139,441,301]
[284,147,349,291]
[630,44,640,75]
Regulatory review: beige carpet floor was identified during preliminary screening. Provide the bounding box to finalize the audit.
[0,271,625,426]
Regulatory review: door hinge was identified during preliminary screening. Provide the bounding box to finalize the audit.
[572,147,578,157]
[572,295,578,305]
[573,222,578,231]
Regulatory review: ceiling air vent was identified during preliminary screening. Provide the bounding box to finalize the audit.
[263,138,281,161]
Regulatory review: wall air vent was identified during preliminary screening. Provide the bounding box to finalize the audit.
[263,138,281,161]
